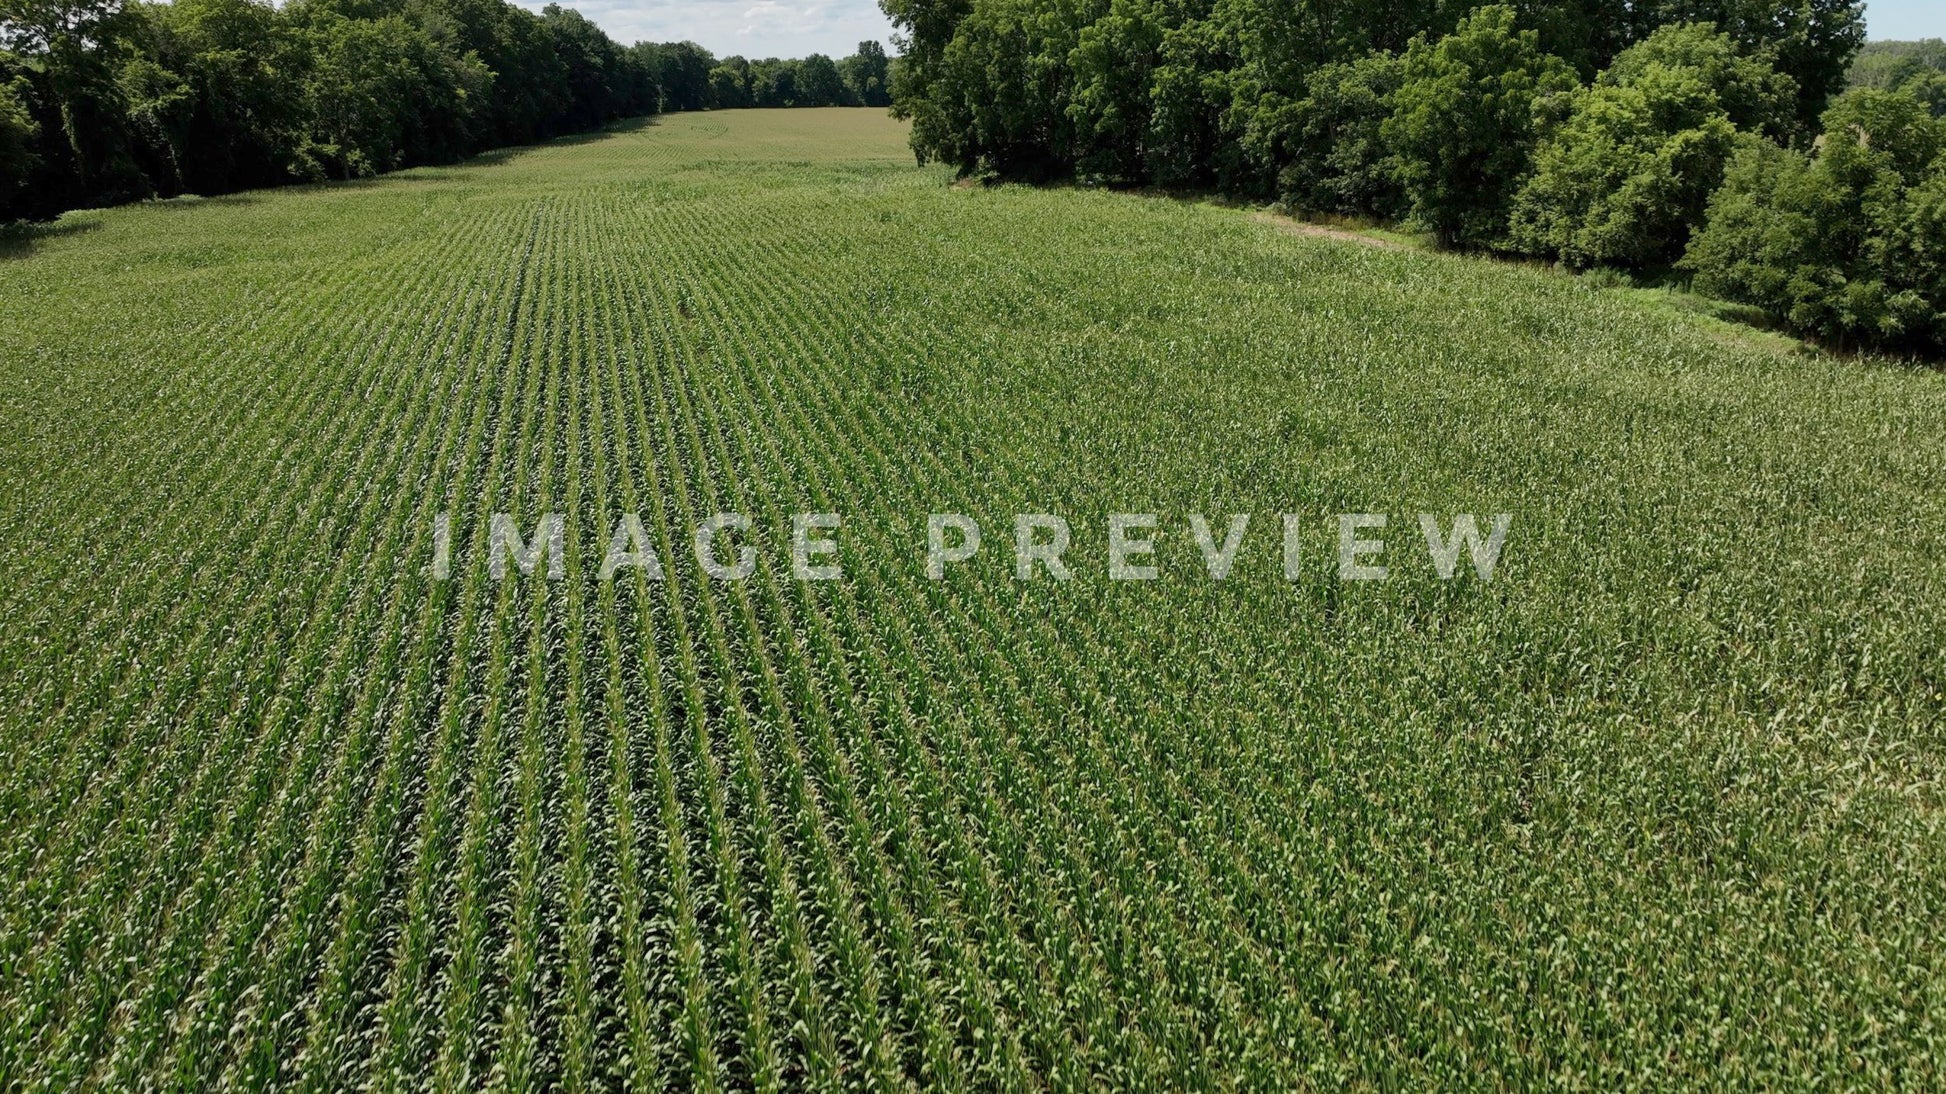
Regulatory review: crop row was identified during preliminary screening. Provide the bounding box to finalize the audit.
[2,110,1942,1089]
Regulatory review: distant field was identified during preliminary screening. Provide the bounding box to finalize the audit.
[3,107,1944,1089]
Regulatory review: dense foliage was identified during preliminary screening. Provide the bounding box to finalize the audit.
[1508,22,1797,268]
[0,0,895,220]
[885,1,1946,353]
[1849,37,1946,115]
[1685,89,1946,352]
[1383,6,1577,250]
[1256,52,1407,222]
[4,109,1944,1088]
[0,69,31,204]
[885,0,1864,187]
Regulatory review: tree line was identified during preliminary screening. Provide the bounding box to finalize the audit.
[1849,38,1946,110]
[0,0,894,221]
[884,0,1946,356]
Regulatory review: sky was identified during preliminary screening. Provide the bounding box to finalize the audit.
[1866,0,1946,42]
[514,0,898,59]
[525,0,1943,63]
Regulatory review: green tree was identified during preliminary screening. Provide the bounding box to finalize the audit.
[1066,0,1166,183]
[1383,4,1577,249]
[1849,39,1946,91]
[918,0,1081,177]
[413,0,567,144]
[882,0,1863,193]
[1253,50,1405,217]
[1848,40,1946,118]
[1902,71,1946,118]
[135,0,307,196]
[285,8,487,179]
[1684,87,1946,351]
[645,40,713,112]
[708,55,751,108]
[1141,12,1240,190]
[1627,0,1863,134]
[1,0,146,196]
[118,54,194,190]
[0,70,39,214]
[541,4,622,130]
[796,52,848,105]
[750,57,798,107]
[2,0,668,217]
[879,0,975,155]
[1508,22,1796,268]
[1599,19,1797,136]
[840,40,892,107]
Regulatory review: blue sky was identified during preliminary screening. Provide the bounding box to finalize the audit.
[532,0,1942,64]
[1867,0,1945,42]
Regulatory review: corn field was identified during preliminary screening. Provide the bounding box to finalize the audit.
[2,108,1944,1090]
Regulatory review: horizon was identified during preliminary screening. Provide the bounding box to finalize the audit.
[509,0,1940,64]
[510,0,899,61]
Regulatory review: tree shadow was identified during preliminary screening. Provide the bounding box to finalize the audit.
[150,192,266,210]
[0,218,102,262]
[465,116,663,169]
[1,116,667,246]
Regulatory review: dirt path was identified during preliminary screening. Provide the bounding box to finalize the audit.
[1249,211,1411,251]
